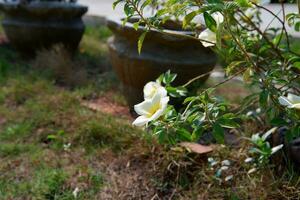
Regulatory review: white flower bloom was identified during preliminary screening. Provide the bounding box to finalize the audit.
[199,29,216,47]
[211,12,224,26]
[279,93,300,110]
[271,144,284,155]
[133,92,169,127]
[199,12,223,47]
[143,81,167,100]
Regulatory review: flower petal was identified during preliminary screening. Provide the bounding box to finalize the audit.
[132,115,149,126]
[287,93,300,104]
[199,29,216,47]
[143,82,167,99]
[292,103,300,110]
[212,12,224,26]
[149,97,169,122]
[134,100,153,116]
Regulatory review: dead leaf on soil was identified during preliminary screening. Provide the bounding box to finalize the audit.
[81,98,132,119]
[179,142,215,154]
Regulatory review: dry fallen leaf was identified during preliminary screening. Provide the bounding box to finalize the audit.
[179,142,215,154]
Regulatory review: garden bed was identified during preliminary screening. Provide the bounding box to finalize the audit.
[0,20,299,200]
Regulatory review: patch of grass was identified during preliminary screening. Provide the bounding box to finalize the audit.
[0,122,33,141]
[32,168,70,199]
[0,143,37,157]
[85,26,112,42]
[77,118,141,152]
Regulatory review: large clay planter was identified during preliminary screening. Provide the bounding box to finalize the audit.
[289,137,300,166]
[107,17,217,110]
[0,1,88,55]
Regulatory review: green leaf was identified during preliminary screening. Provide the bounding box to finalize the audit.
[259,90,269,108]
[235,0,250,7]
[218,113,239,128]
[141,0,152,10]
[133,21,140,31]
[272,34,282,46]
[124,3,134,16]
[204,12,217,32]
[177,128,192,141]
[112,0,122,9]
[295,21,300,32]
[213,123,225,144]
[163,70,177,84]
[47,134,57,140]
[138,32,147,54]
[191,127,204,142]
[183,11,198,28]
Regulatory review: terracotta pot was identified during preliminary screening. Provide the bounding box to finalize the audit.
[0,2,88,55]
[107,17,217,110]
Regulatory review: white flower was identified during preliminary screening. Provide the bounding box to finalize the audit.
[199,29,216,47]
[199,12,223,47]
[143,81,167,100]
[211,12,224,26]
[279,93,300,110]
[133,92,169,127]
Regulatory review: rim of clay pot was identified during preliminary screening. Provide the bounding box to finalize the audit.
[0,2,88,18]
[106,16,198,42]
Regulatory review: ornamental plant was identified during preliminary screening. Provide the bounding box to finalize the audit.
[114,0,300,153]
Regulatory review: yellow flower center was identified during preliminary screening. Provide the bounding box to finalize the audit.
[147,102,161,117]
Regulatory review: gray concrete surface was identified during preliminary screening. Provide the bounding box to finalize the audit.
[78,0,300,37]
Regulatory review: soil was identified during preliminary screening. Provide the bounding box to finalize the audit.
[82,92,133,120]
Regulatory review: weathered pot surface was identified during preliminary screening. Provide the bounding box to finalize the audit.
[289,137,300,165]
[0,1,88,55]
[107,16,217,110]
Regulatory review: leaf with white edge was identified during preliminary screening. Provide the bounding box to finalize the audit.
[271,144,284,154]
[262,127,278,141]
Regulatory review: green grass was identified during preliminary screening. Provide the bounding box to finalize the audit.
[0,22,299,199]
[0,24,146,199]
